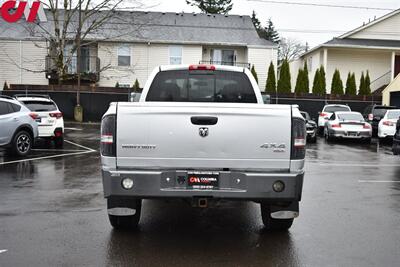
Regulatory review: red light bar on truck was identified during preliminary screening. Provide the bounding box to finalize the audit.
[189,65,216,71]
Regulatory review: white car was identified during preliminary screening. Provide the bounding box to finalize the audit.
[324,111,372,142]
[378,109,400,139]
[15,95,64,148]
[318,104,351,132]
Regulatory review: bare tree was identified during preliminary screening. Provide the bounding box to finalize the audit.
[278,37,307,62]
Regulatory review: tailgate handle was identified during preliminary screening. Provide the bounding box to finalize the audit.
[191,116,218,125]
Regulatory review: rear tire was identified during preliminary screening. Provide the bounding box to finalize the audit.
[309,135,317,143]
[54,137,64,149]
[11,130,32,156]
[261,203,293,231]
[107,198,141,230]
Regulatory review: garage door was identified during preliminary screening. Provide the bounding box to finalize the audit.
[390,91,400,107]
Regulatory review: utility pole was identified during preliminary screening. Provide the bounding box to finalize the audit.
[74,0,83,122]
[76,0,82,106]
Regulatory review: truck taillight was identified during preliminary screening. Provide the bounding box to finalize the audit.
[101,114,116,157]
[291,117,306,160]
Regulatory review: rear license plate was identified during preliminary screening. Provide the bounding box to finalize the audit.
[35,118,41,123]
[187,171,219,189]
[348,132,358,136]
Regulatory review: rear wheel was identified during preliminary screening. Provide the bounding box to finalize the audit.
[107,197,142,230]
[54,137,64,149]
[11,130,32,156]
[260,203,293,231]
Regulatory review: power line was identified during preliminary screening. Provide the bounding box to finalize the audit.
[246,0,395,11]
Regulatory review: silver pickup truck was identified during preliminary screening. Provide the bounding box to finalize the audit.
[101,65,306,231]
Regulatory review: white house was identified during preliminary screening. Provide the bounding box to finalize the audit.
[0,11,277,91]
[290,8,400,94]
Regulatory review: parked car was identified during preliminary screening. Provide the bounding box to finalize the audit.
[378,109,400,140]
[363,104,397,137]
[101,65,306,231]
[0,95,38,156]
[301,111,317,143]
[392,117,400,155]
[262,94,271,104]
[318,104,351,133]
[130,92,141,102]
[324,111,372,142]
[15,95,64,148]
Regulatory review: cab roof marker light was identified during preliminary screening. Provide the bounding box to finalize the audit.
[189,64,216,71]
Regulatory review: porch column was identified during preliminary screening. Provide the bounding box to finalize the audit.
[323,48,328,71]
[391,51,396,81]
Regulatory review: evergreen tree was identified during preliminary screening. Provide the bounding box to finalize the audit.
[303,61,309,93]
[358,72,366,95]
[115,82,120,88]
[3,81,9,90]
[319,66,326,94]
[132,79,140,92]
[251,65,258,84]
[364,71,371,95]
[295,69,304,94]
[264,18,280,44]
[265,61,276,93]
[331,69,344,95]
[277,59,291,93]
[345,72,357,95]
[312,69,321,95]
[186,0,233,14]
[251,10,261,31]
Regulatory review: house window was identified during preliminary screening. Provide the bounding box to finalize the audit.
[169,46,182,65]
[118,45,131,66]
[211,49,235,66]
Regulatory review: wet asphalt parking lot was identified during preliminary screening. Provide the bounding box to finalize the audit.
[0,123,400,267]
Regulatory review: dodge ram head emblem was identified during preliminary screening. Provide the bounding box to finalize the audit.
[199,127,209,137]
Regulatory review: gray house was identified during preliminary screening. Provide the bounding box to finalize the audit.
[0,11,277,90]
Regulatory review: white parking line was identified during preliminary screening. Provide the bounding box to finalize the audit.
[308,161,399,167]
[358,180,400,183]
[0,140,97,166]
[64,127,83,131]
[0,249,7,254]
[64,140,96,152]
[0,150,96,166]
[32,149,88,152]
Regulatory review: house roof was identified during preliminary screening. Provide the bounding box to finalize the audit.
[324,38,400,49]
[0,11,276,48]
[339,8,400,39]
[297,8,400,58]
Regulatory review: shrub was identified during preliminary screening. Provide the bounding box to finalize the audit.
[251,65,258,84]
[331,69,344,95]
[277,59,291,93]
[265,62,276,93]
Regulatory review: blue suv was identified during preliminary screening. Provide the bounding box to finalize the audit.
[0,95,39,156]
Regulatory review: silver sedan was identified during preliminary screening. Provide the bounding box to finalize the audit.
[324,111,372,142]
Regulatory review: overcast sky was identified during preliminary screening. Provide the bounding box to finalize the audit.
[140,0,400,47]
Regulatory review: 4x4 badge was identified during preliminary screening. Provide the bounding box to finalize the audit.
[199,127,209,137]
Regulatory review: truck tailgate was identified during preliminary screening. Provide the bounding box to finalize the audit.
[116,103,292,170]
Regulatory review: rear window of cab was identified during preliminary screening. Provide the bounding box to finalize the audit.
[146,70,257,103]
